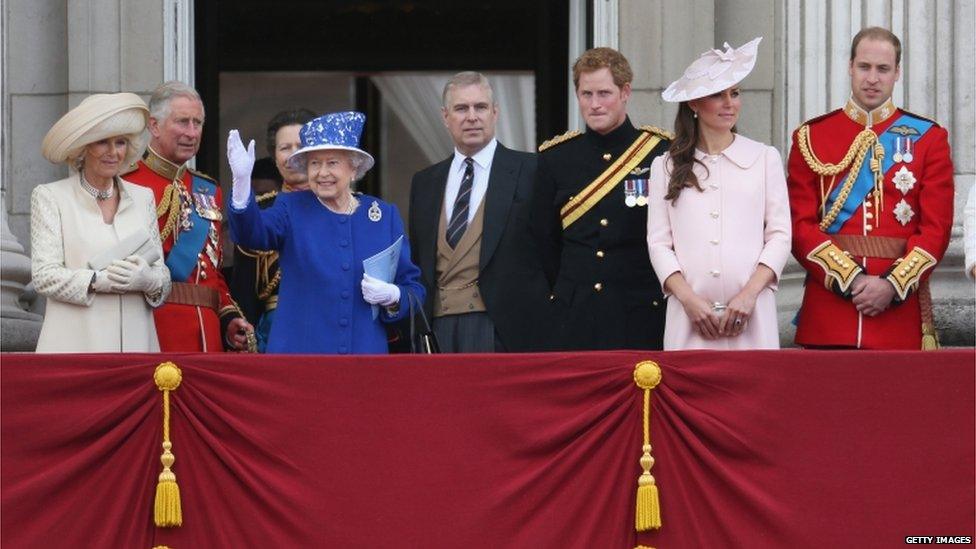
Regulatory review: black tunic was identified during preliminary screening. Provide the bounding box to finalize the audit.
[533,117,670,350]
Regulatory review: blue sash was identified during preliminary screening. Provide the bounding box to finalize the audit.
[824,114,934,234]
[165,174,215,281]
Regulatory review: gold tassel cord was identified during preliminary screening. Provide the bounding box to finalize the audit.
[633,361,663,531]
[919,281,940,350]
[156,183,179,243]
[797,126,883,231]
[154,362,183,528]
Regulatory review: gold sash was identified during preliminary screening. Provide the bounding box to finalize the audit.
[559,131,662,229]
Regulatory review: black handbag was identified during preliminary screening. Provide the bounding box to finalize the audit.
[407,291,440,354]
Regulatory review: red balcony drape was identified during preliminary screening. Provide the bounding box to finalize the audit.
[2,350,973,548]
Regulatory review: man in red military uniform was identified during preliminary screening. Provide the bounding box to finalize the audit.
[125,81,253,351]
[787,27,955,350]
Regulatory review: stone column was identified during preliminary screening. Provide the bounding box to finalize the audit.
[0,189,42,351]
[619,0,716,132]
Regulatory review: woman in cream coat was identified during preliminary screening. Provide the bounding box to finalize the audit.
[648,38,791,350]
[32,93,170,352]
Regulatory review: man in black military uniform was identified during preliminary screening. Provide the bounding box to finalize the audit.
[533,47,672,350]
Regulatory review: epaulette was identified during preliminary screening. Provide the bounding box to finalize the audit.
[188,168,218,187]
[256,190,279,205]
[538,130,582,152]
[899,109,941,128]
[792,109,842,135]
[119,160,140,177]
[640,125,674,140]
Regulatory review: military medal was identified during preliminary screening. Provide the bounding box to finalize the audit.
[205,223,220,267]
[893,136,914,164]
[624,180,638,207]
[635,179,648,207]
[893,199,915,226]
[175,181,193,234]
[368,200,382,222]
[194,190,222,221]
[893,166,916,194]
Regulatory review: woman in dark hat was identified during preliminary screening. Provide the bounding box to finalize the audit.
[226,112,425,354]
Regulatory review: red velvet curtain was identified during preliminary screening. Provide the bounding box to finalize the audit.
[2,350,973,548]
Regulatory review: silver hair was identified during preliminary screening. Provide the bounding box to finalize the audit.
[441,71,495,108]
[348,153,368,181]
[292,149,370,181]
[148,81,205,122]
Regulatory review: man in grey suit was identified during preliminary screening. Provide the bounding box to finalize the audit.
[408,72,551,352]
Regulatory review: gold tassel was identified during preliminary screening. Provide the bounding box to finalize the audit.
[633,361,663,531]
[154,362,183,528]
[919,282,940,351]
[921,323,940,350]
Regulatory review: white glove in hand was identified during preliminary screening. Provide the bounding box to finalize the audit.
[91,270,123,294]
[106,255,161,294]
[361,274,400,307]
[227,129,255,209]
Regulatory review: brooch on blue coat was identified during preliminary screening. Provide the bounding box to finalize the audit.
[368,200,382,222]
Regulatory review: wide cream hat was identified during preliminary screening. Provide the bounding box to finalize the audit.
[662,37,762,103]
[41,93,149,164]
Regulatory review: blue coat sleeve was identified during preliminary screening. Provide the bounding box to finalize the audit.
[228,192,290,251]
[382,203,426,324]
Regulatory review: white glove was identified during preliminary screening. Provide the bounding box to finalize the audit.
[361,274,401,307]
[91,270,123,294]
[227,129,255,209]
[106,255,162,294]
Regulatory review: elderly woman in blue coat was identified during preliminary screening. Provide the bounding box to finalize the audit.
[226,111,424,354]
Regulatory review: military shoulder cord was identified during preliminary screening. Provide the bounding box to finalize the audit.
[796,125,884,231]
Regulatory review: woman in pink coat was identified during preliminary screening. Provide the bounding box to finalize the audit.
[647,37,791,350]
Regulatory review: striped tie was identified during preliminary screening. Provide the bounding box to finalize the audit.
[446,157,474,249]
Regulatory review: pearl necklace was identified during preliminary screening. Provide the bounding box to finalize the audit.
[80,171,115,201]
[320,194,358,214]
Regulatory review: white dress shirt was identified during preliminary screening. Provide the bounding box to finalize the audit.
[443,138,497,224]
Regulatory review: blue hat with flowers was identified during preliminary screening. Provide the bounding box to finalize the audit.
[286,111,375,174]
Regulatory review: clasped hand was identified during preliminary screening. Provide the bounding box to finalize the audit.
[850,274,896,316]
[680,289,756,339]
[97,255,159,294]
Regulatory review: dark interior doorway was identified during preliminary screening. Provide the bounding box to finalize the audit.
[194,0,570,193]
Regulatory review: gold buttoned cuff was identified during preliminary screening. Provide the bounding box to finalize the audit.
[885,246,936,301]
[807,240,863,294]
